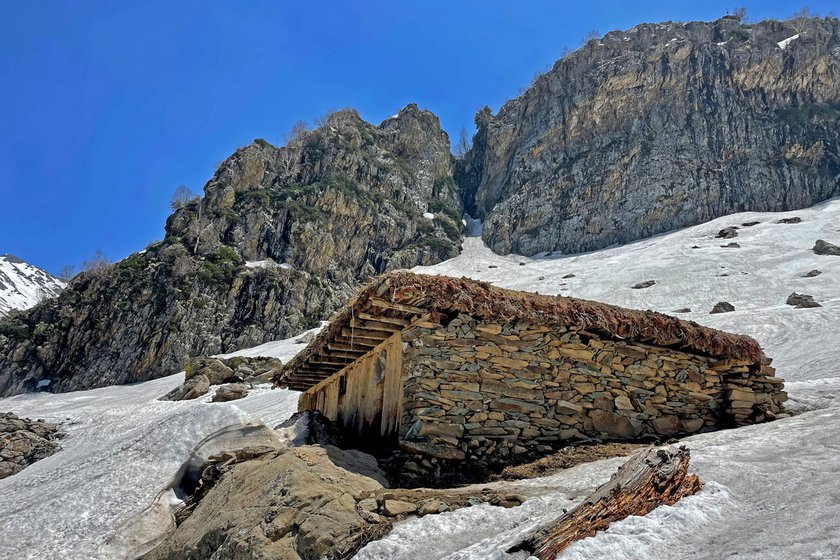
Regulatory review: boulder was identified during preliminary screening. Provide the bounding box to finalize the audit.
[716,226,739,239]
[813,239,840,256]
[673,308,691,313]
[212,383,248,402]
[804,270,822,278]
[161,374,210,401]
[184,357,235,385]
[741,221,761,227]
[140,446,387,560]
[785,293,821,309]
[777,217,802,224]
[710,302,735,314]
[631,280,656,289]
[383,499,419,517]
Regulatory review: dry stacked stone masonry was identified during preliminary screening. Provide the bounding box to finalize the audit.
[280,272,786,485]
[394,314,785,484]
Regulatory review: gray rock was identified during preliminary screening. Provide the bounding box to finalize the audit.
[741,221,761,227]
[673,308,692,313]
[212,383,248,402]
[710,302,735,314]
[631,280,656,289]
[457,16,840,257]
[804,269,823,277]
[716,226,739,239]
[813,239,840,256]
[161,374,210,401]
[777,217,802,224]
[0,412,62,480]
[785,293,822,308]
[720,242,741,248]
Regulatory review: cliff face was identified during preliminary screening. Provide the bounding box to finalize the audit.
[0,105,463,396]
[461,16,840,255]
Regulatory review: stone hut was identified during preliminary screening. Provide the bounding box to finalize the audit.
[277,272,786,482]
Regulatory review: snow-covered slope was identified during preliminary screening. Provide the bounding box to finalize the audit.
[1,201,839,559]
[0,254,65,317]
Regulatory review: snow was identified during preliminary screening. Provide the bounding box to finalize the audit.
[423,212,436,220]
[778,34,799,49]
[3,200,840,559]
[245,259,293,270]
[355,200,840,559]
[0,254,65,317]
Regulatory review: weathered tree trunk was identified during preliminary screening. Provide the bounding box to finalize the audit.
[514,445,702,559]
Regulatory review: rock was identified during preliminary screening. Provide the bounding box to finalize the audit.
[652,415,681,435]
[785,293,821,309]
[716,226,739,239]
[0,412,62,480]
[614,395,634,410]
[562,273,576,279]
[589,410,636,438]
[631,280,656,289]
[419,500,443,515]
[804,270,822,278]
[741,221,761,227]
[673,308,691,313]
[459,17,840,258]
[383,499,419,517]
[0,104,463,397]
[161,374,210,401]
[720,242,740,248]
[212,383,249,402]
[813,239,840,256]
[185,357,235,385]
[141,445,387,560]
[710,302,735,314]
[777,217,802,224]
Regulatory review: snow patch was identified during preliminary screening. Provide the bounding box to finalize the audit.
[423,212,435,220]
[778,34,799,49]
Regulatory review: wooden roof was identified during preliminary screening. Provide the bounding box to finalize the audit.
[276,272,766,391]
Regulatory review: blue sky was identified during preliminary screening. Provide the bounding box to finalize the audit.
[0,0,833,274]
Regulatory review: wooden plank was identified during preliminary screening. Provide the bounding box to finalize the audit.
[339,329,389,343]
[369,297,427,315]
[328,342,370,352]
[381,333,404,438]
[349,318,403,333]
[357,312,410,326]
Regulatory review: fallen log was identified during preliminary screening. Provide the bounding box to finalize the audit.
[512,445,702,559]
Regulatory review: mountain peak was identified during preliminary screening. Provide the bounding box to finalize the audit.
[0,255,65,318]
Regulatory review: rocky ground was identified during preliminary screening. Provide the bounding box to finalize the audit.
[0,412,62,479]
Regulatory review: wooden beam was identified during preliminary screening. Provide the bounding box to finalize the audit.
[510,446,702,559]
[357,312,410,327]
[369,297,427,315]
[339,328,390,342]
[327,342,370,352]
[334,336,382,347]
[349,318,402,333]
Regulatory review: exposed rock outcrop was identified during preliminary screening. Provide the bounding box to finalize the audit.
[786,292,821,308]
[813,239,840,255]
[0,105,463,396]
[0,412,62,479]
[458,16,840,256]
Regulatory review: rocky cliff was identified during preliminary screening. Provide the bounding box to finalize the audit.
[0,105,463,396]
[459,15,840,255]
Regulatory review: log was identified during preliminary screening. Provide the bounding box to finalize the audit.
[513,445,702,559]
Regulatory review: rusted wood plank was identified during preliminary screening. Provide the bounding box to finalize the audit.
[511,445,702,559]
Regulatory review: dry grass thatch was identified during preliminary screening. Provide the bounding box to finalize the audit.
[278,272,766,389]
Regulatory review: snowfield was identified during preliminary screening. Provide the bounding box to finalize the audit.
[1,200,839,559]
[0,254,66,317]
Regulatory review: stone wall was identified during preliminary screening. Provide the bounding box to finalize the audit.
[395,313,785,483]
